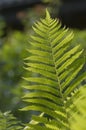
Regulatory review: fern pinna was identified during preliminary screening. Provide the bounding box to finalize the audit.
[22,10,86,130]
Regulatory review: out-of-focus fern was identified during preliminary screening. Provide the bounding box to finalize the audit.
[70,85,86,130]
[21,10,86,130]
[0,111,24,130]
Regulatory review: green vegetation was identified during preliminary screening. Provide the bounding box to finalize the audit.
[0,10,86,130]
[0,111,24,130]
[70,86,86,130]
[22,10,86,129]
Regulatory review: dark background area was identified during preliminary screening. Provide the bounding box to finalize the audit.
[58,0,86,29]
[0,0,86,35]
[0,0,46,36]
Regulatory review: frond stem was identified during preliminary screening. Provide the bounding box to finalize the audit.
[47,18,71,130]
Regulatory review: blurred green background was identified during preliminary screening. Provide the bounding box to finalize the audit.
[0,0,86,123]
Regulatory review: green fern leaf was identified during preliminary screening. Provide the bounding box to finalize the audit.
[22,9,86,130]
[70,85,86,130]
[0,111,24,130]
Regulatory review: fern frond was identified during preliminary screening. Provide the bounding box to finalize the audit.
[22,9,86,130]
[0,111,24,130]
[70,85,86,130]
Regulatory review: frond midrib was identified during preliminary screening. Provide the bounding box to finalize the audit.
[44,17,70,129]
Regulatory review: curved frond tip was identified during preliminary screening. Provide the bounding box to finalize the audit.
[46,9,51,20]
